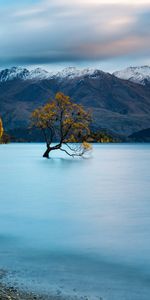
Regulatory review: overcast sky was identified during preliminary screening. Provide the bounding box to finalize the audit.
[0,0,150,72]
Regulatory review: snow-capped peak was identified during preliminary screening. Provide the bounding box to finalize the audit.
[28,68,53,80]
[113,66,150,85]
[0,66,30,81]
[55,67,79,78]
[0,66,53,82]
[55,67,104,79]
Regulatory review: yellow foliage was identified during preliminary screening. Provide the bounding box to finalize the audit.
[66,134,77,143]
[0,118,4,138]
[31,92,92,157]
[82,141,92,151]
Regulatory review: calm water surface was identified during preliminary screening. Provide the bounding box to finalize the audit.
[0,143,150,299]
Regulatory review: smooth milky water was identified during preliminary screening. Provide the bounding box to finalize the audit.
[0,143,150,299]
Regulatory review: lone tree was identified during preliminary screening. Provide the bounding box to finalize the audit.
[31,92,92,158]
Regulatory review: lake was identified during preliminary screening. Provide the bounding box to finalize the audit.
[0,143,150,299]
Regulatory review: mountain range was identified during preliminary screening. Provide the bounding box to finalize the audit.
[0,66,150,141]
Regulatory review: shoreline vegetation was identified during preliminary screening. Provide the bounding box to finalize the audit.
[0,131,119,145]
[0,129,150,144]
[0,127,122,144]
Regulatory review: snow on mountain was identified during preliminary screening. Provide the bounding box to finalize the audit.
[113,66,150,85]
[0,67,53,82]
[0,66,106,82]
[3,65,150,84]
[54,67,104,79]
[28,68,53,80]
[0,67,30,81]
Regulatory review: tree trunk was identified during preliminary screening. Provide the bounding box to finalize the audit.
[43,143,62,158]
[43,146,51,158]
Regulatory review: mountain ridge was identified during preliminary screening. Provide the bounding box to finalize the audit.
[0,66,106,82]
[0,65,150,140]
[1,65,150,85]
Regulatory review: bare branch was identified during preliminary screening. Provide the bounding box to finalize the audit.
[60,147,75,157]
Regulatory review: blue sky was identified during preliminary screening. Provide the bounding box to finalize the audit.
[0,0,150,72]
